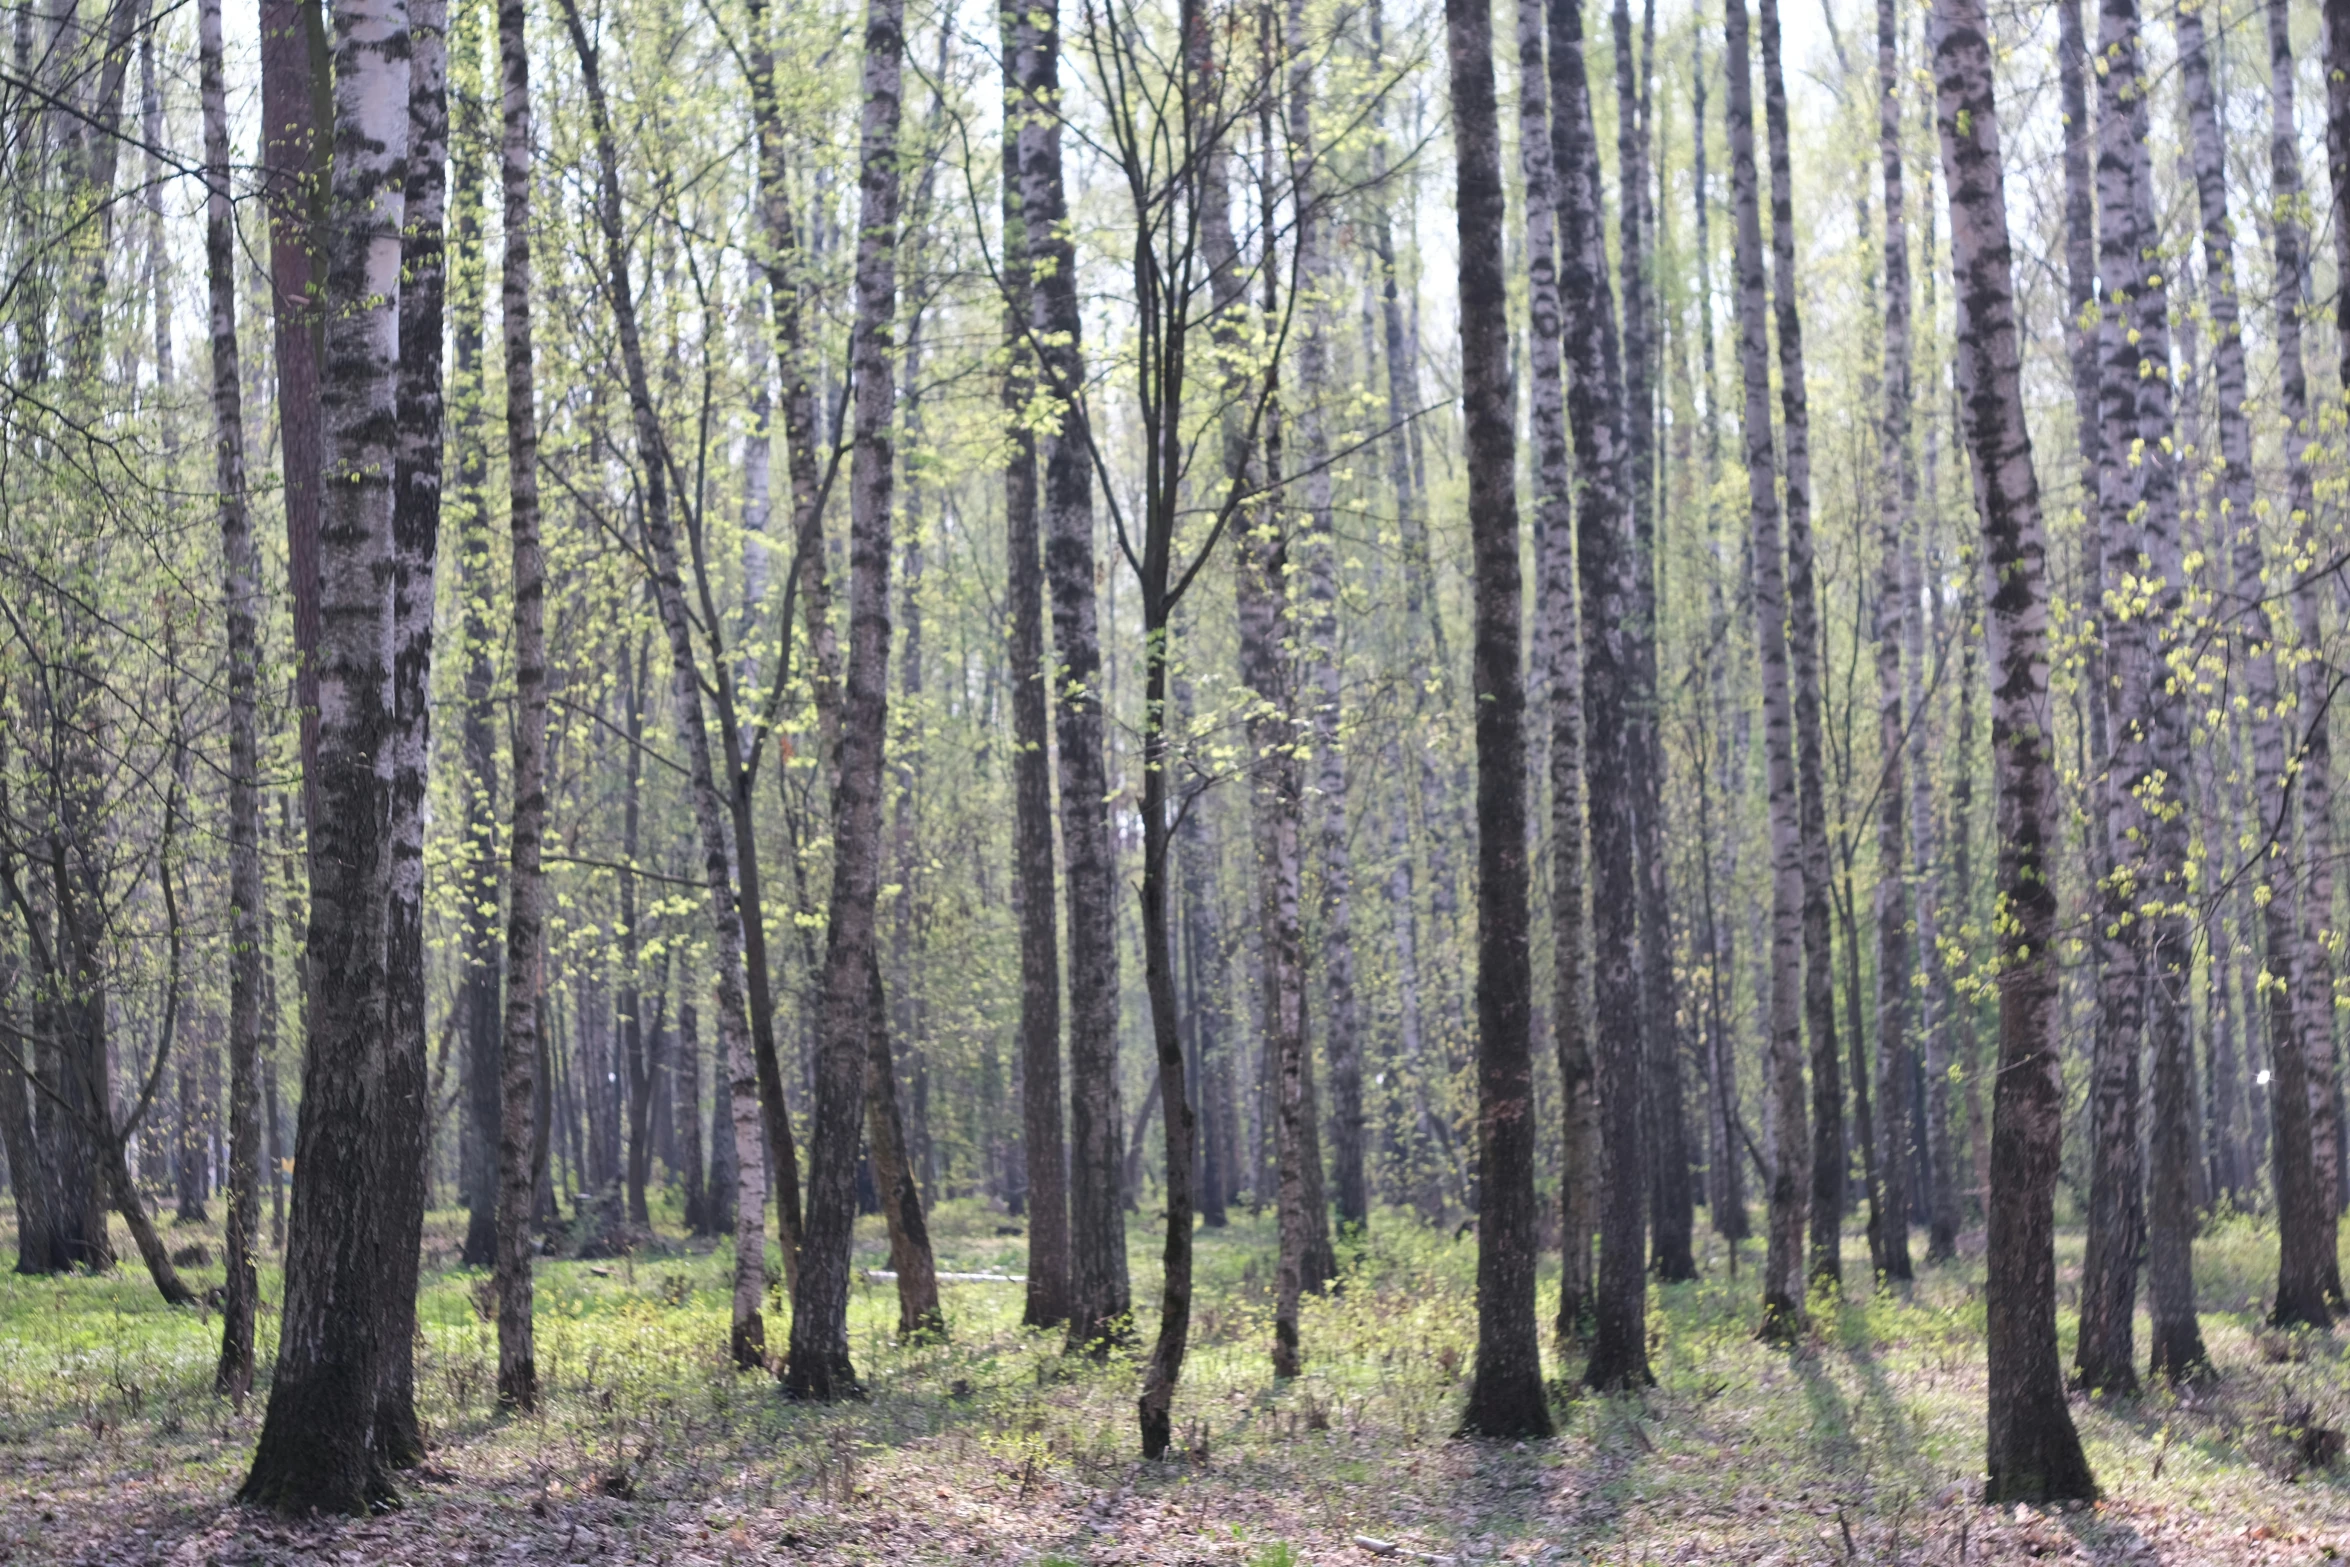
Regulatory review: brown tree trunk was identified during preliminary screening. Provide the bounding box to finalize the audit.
[1930,0,2097,1498]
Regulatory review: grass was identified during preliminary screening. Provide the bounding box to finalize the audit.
[2,1194,2349,1561]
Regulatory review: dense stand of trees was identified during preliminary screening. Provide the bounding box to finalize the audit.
[9,0,2350,1511]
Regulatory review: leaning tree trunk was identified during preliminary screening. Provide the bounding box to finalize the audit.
[1758,0,1840,1289]
[377,0,449,1468]
[1725,0,1807,1338]
[1548,0,1649,1392]
[996,2,1068,1329]
[1014,0,1129,1356]
[239,0,409,1516]
[202,0,263,1402]
[1930,0,2097,1500]
[786,0,905,1400]
[489,0,549,1414]
[557,0,791,1358]
[1518,0,1593,1346]
[1448,0,1550,1440]
[1869,0,1916,1286]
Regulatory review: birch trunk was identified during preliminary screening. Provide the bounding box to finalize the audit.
[377,0,449,1466]
[786,0,906,1398]
[1518,0,1592,1342]
[1869,0,1916,1285]
[1548,0,1649,1391]
[1930,0,2097,1497]
[240,0,408,1514]
[489,0,548,1413]
[1726,0,1808,1336]
[203,0,263,1402]
[1758,0,1841,1286]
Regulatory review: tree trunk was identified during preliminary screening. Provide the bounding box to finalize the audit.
[558,2,792,1355]
[447,0,502,1274]
[376,0,449,1467]
[1014,0,1129,1356]
[865,959,941,1336]
[1613,0,1693,1288]
[998,5,1068,1326]
[1520,0,1593,1345]
[202,0,263,1400]
[2274,0,2346,1313]
[1445,0,1550,1439]
[240,0,409,1515]
[489,0,548,1414]
[1726,0,1807,1338]
[1758,0,1840,1289]
[1868,0,1916,1286]
[786,0,905,1399]
[1286,0,1366,1237]
[1548,0,1648,1392]
[1930,0,2097,1499]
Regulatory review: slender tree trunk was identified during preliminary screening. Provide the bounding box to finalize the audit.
[1726,0,1807,1338]
[1549,0,1649,1391]
[1613,0,1693,1286]
[202,0,263,1400]
[1287,0,1366,1236]
[1930,0,2097,1498]
[489,0,548,1413]
[448,0,502,1274]
[1446,0,1549,1439]
[1013,0,1129,1356]
[1519,0,1592,1345]
[2273,0,2346,1312]
[1757,0,1840,1288]
[240,0,409,1514]
[1868,0,1916,1286]
[375,0,449,1467]
[786,0,905,1399]
[998,2,1068,1328]
[865,959,941,1336]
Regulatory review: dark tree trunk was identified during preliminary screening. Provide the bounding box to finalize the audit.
[1448,0,1550,1441]
[999,6,1068,1326]
[1930,0,2097,1499]
[1013,0,1129,1356]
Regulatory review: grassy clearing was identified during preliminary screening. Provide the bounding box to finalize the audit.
[2,1198,2349,1562]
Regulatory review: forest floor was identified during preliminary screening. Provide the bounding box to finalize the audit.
[2,1197,2349,1564]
